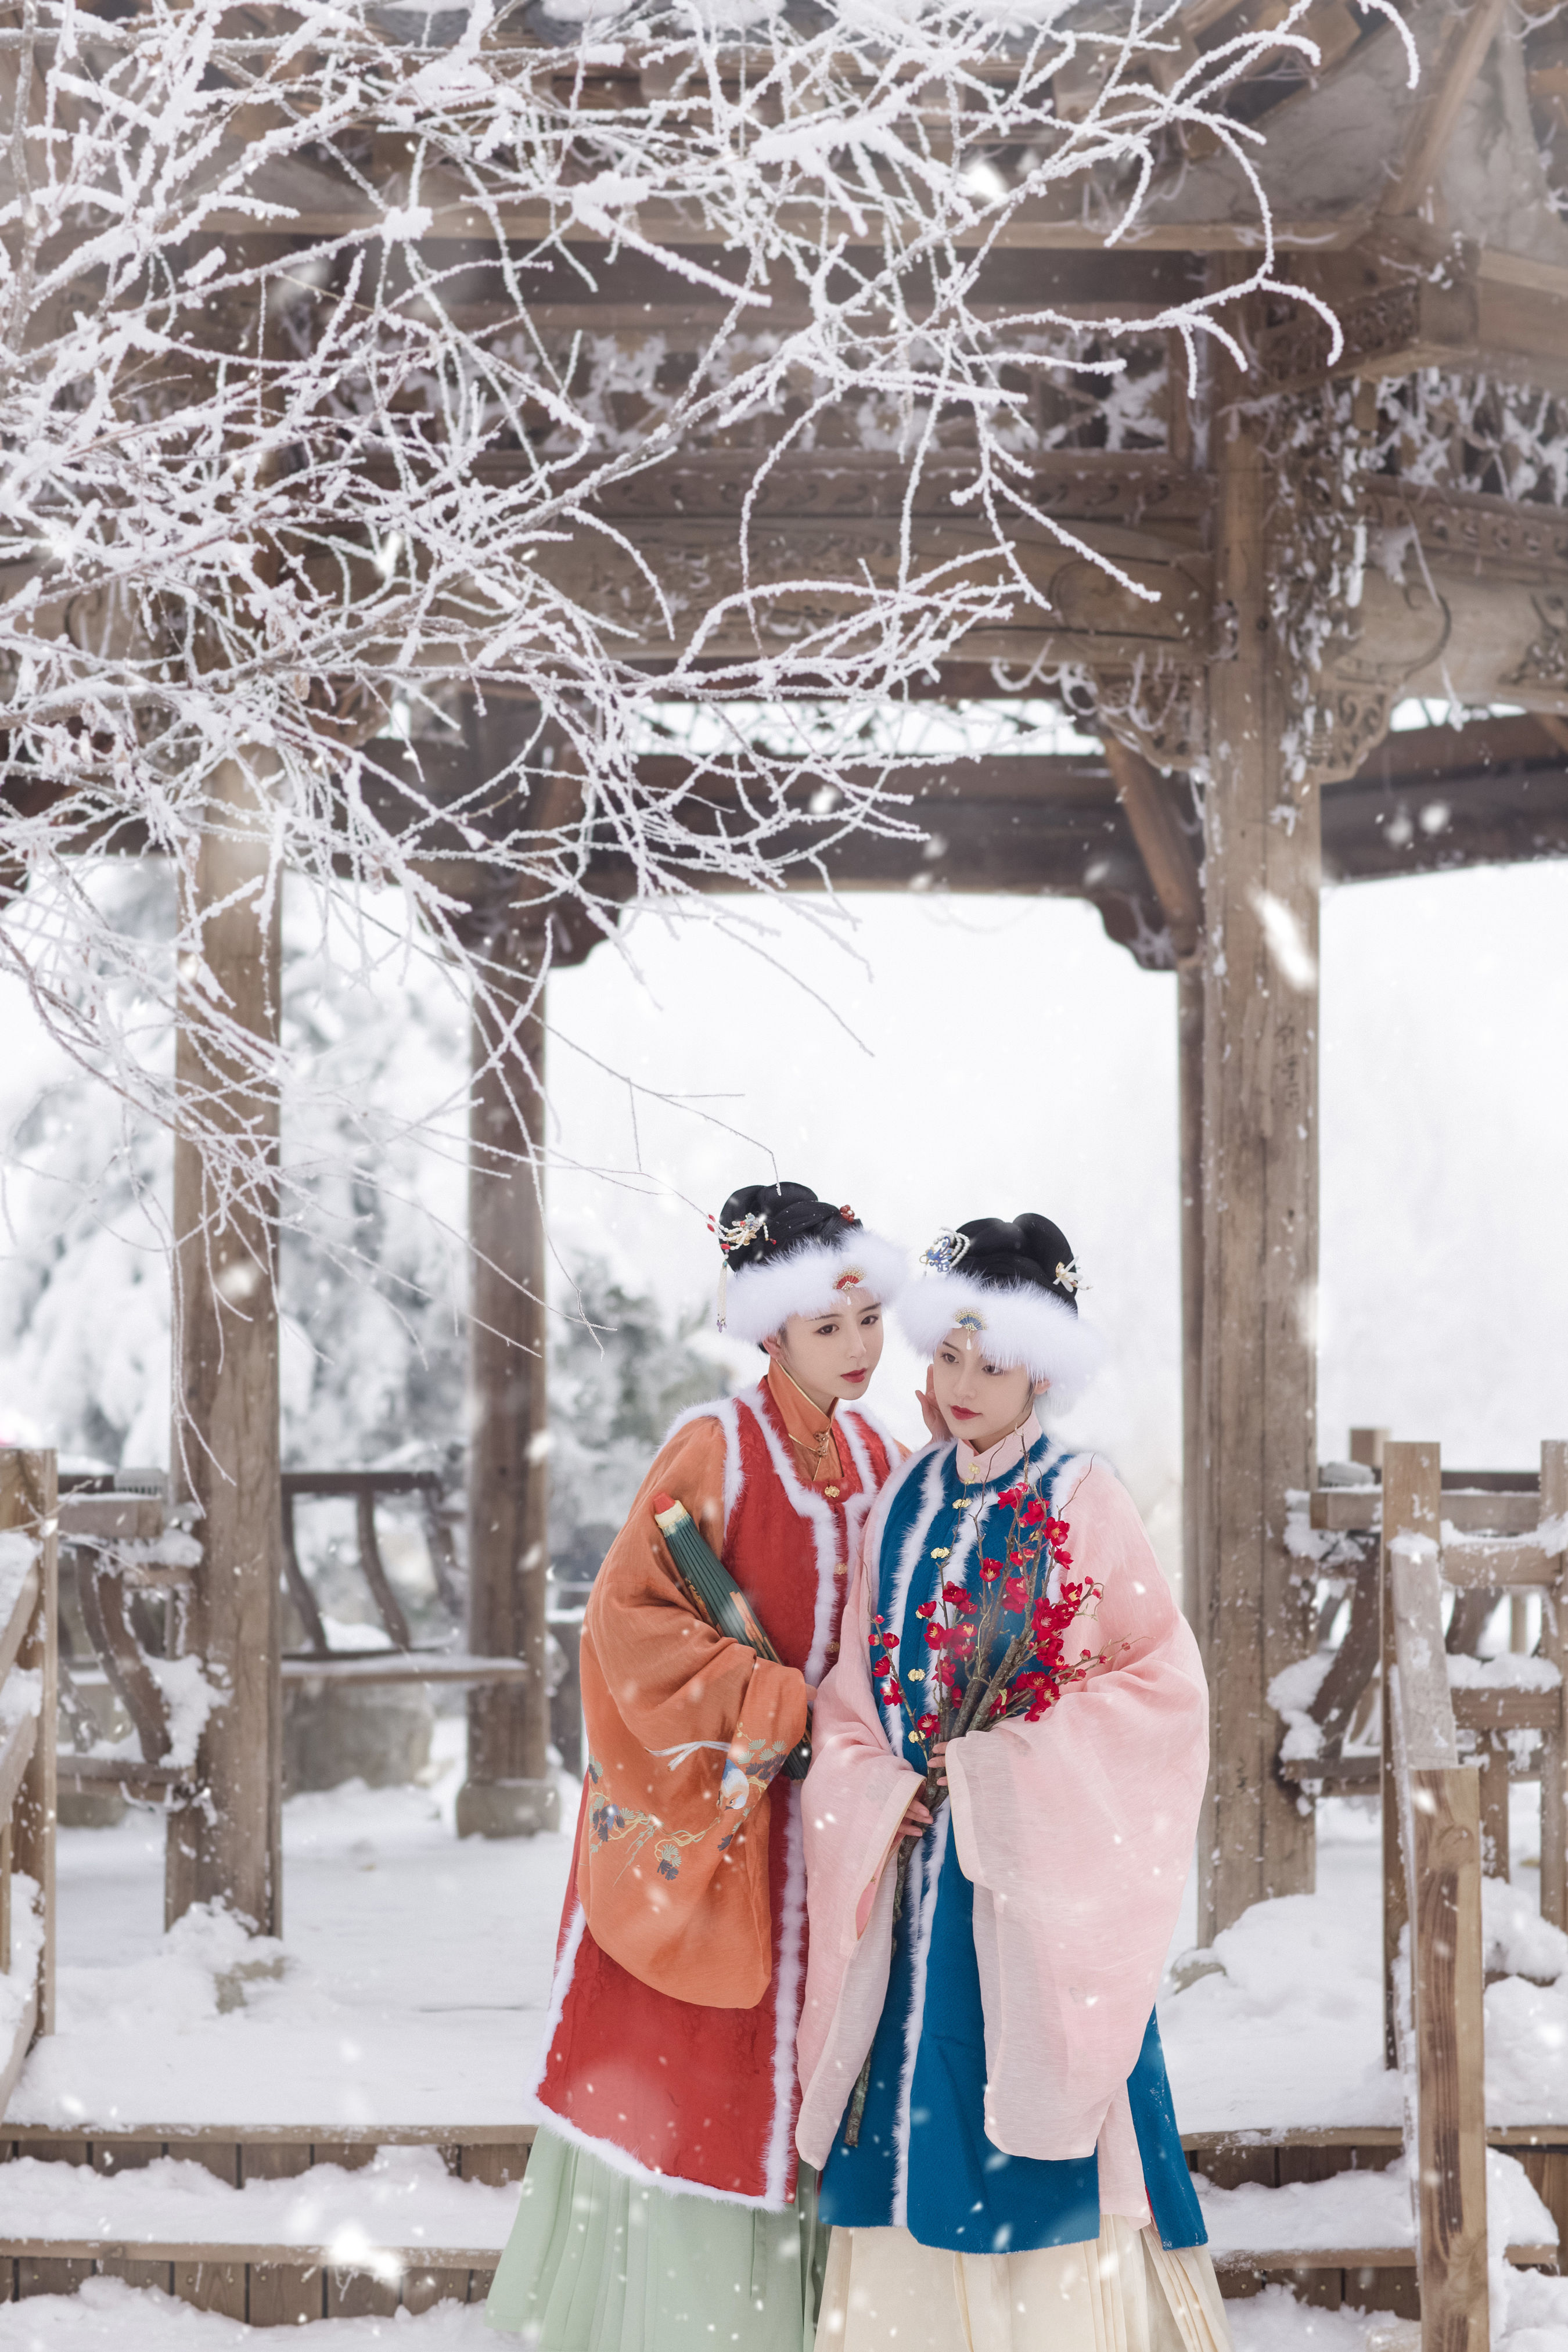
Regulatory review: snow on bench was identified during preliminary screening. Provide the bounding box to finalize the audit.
[0,2144,518,2271]
[1194,2148,1556,2268]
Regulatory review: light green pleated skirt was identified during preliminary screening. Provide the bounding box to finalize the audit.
[485,2124,826,2352]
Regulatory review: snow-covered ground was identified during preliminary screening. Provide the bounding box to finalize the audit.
[13,1753,1568,2145]
[11,1749,1568,2343]
[0,2281,1452,2352]
[10,1722,572,2132]
[0,2144,516,2255]
[1161,1788,1568,2135]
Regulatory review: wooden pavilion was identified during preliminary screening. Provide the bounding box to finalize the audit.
[5,0,1568,1930]
[6,0,1568,2331]
[337,0,1568,1948]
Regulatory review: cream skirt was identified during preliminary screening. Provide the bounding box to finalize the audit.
[814,2216,1232,2352]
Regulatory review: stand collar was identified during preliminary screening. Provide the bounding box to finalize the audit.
[955,1407,1045,1488]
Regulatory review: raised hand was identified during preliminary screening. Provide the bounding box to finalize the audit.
[915,1366,947,1444]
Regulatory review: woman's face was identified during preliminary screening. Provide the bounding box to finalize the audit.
[764,1290,886,1411]
[930,1327,1042,1451]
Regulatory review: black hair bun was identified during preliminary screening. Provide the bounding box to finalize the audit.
[956,1213,1080,1312]
[717,1181,859,1271]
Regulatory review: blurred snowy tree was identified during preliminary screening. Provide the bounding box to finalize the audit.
[0,871,716,1591]
[548,1258,717,1589]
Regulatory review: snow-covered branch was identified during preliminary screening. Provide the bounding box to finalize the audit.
[0,0,1334,1242]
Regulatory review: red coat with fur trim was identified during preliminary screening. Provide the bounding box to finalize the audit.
[532,1369,900,2208]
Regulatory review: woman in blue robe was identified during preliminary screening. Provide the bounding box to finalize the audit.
[795,1215,1230,2352]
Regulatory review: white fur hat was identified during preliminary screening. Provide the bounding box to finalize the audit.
[721,1225,907,1346]
[897,1219,1103,1405]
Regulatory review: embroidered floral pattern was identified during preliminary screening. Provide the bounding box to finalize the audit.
[715,1729,790,1850]
[586,1756,711,1882]
[587,1723,791,1880]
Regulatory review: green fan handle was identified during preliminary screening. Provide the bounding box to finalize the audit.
[652,1491,812,1781]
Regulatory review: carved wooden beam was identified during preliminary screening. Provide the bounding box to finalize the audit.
[1256,228,1568,401]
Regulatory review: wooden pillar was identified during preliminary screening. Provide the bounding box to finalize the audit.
[166,758,283,1935]
[1540,1438,1568,1929]
[1178,963,1204,1628]
[1384,1460,1490,2352]
[3,1448,57,2037]
[456,917,558,1839]
[1099,739,1207,1628]
[1196,354,1321,1941]
[1382,1440,1441,2061]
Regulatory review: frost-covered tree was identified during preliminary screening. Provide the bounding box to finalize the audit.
[0,0,1366,1290]
[0,873,716,1563]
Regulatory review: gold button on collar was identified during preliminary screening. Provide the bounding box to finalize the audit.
[823,1483,841,1499]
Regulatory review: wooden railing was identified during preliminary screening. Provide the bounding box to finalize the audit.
[1376,1438,1568,2350]
[0,1448,57,2118]
[1283,1440,1568,1927]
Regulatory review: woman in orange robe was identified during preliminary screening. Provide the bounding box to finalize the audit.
[487,1183,908,2351]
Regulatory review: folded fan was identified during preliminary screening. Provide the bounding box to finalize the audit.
[651,1491,812,1781]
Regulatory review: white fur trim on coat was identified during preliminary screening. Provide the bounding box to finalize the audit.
[721,1227,906,1344]
[897,1274,1103,1403]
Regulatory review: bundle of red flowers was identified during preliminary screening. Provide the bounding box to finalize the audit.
[869,1479,1111,1760]
[846,1472,1120,2145]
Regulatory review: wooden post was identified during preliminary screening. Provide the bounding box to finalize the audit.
[1383,1440,1442,2065]
[1101,741,1207,1628]
[1179,962,1204,1628]
[166,758,284,1935]
[1408,1762,1490,2352]
[1476,1735,1511,1882]
[456,914,558,1840]
[1196,339,1321,1939]
[1388,1497,1489,2352]
[2,1448,56,2037]
[1540,1439,1568,1929]
[1351,1427,1389,1473]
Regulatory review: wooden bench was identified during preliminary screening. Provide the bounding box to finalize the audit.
[53,1468,578,1806]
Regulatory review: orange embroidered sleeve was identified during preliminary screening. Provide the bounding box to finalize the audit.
[576,1416,810,2009]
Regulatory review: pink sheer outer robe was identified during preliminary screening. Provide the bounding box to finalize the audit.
[794,1453,1209,2215]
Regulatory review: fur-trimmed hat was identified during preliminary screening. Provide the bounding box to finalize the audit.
[898,1213,1102,1402]
[713,1181,905,1345]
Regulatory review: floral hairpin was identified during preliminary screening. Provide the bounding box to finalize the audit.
[919,1227,971,1275]
[1055,1258,1087,1294]
[713,1209,770,1258]
[710,1208,771,1331]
